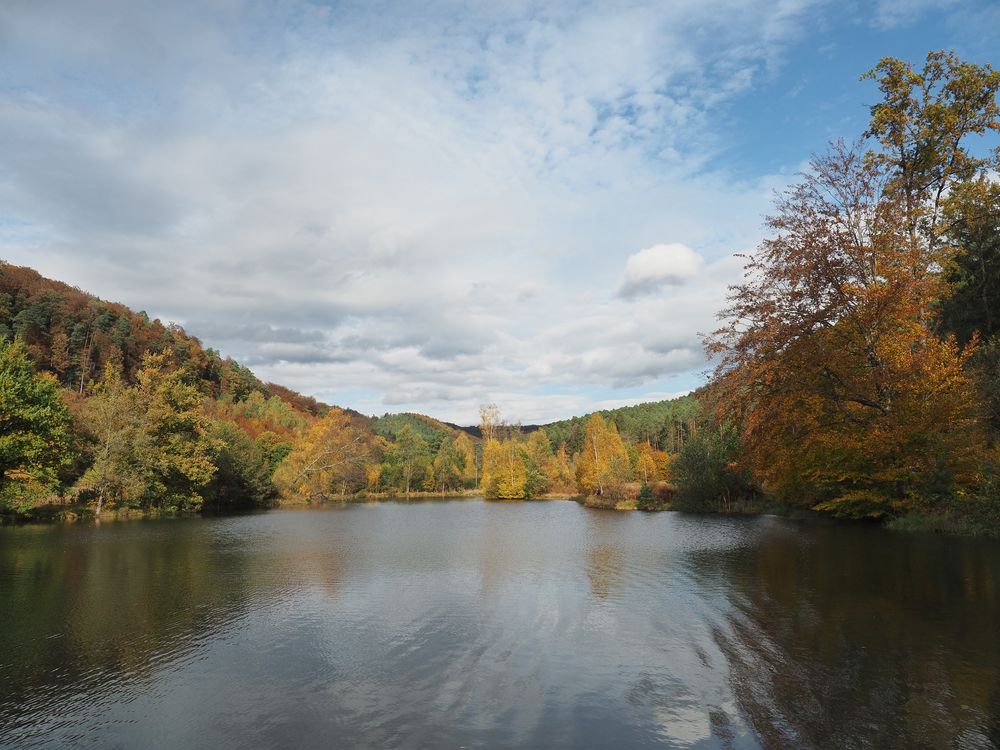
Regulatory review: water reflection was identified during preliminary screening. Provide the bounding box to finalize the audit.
[1,503,999,749]
[685,518,1000,748]
[586,544,624,600]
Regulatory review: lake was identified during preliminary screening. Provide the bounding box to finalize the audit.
[1,500,999,749]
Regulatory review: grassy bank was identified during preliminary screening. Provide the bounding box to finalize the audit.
[276,489,482,506]
[0,501,206,525]
[8,490,1000,541]
[647,491,1000,539]
[3,489,575,523]
[281,491,584,505]
[886,499,1000,538]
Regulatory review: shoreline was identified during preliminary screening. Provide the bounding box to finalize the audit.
[4,493,999,540]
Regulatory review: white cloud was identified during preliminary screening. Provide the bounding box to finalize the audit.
[0,0,821,422]
[617,243,705,298]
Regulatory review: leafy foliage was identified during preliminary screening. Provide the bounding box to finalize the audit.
[383,424,429,496]
[0,265,326,516]
[575,414,631,500]
[273,409,373,500]
[540,395,701,454]
[0,341,73,512]
[481,436,527,500]
[706,50,998,519]
[671,422,753,513]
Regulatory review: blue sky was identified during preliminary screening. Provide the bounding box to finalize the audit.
[1,0,997,423]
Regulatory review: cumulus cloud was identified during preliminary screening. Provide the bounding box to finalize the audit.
[617,243,705,298]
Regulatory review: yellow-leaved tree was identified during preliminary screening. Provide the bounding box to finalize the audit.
[635,442,666,485]
[575,414,630,498]
[274,408,371,501]
[479,405,528,499]
[481,437,528,499]
[454,431,478,488]
[550,442,575,492]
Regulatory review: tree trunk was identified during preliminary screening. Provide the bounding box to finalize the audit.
[592,433,603,495]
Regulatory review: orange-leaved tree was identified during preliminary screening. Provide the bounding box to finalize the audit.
[705,50,1000,518]
[706,143,984,517]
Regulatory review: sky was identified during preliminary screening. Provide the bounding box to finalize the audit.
[1,0,998,424]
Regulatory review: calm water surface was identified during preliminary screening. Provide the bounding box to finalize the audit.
[1,500,999,749]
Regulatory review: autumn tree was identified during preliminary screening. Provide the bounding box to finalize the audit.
[365,463,382,493]
[550,442,575,492]
[478,405,528,499]
[421,462,437,492]
[575,413,630,498]
[863,51,999,250]
[432,437,465,491]
[703,52,1000,517]
[707,141,985,516]
[76,365,148,513]
[481,437,527,500]
[77,358,290,513]
[134,351,217,510]
[635,442,665,485]
[0,340,73,512]
[274,408,371,500]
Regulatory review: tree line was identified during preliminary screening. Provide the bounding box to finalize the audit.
[1,264,678,513]
[269,402,675,504]
[0,282,685,514]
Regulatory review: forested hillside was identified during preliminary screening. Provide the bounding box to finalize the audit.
[0,259,695,516]
[0,263,480,513]
[538,397,701,456]
[0,264,280,402]
[0,262,334,514]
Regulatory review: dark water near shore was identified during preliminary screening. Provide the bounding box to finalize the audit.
[1,500,999,749]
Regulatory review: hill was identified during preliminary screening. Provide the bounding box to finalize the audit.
[534,396,701,456]
[0,261,697,517]
[0,262,324,414]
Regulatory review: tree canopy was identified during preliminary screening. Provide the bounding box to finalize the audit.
[705,50,999,518]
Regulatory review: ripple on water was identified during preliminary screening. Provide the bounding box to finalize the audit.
[2,501,1000,749]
